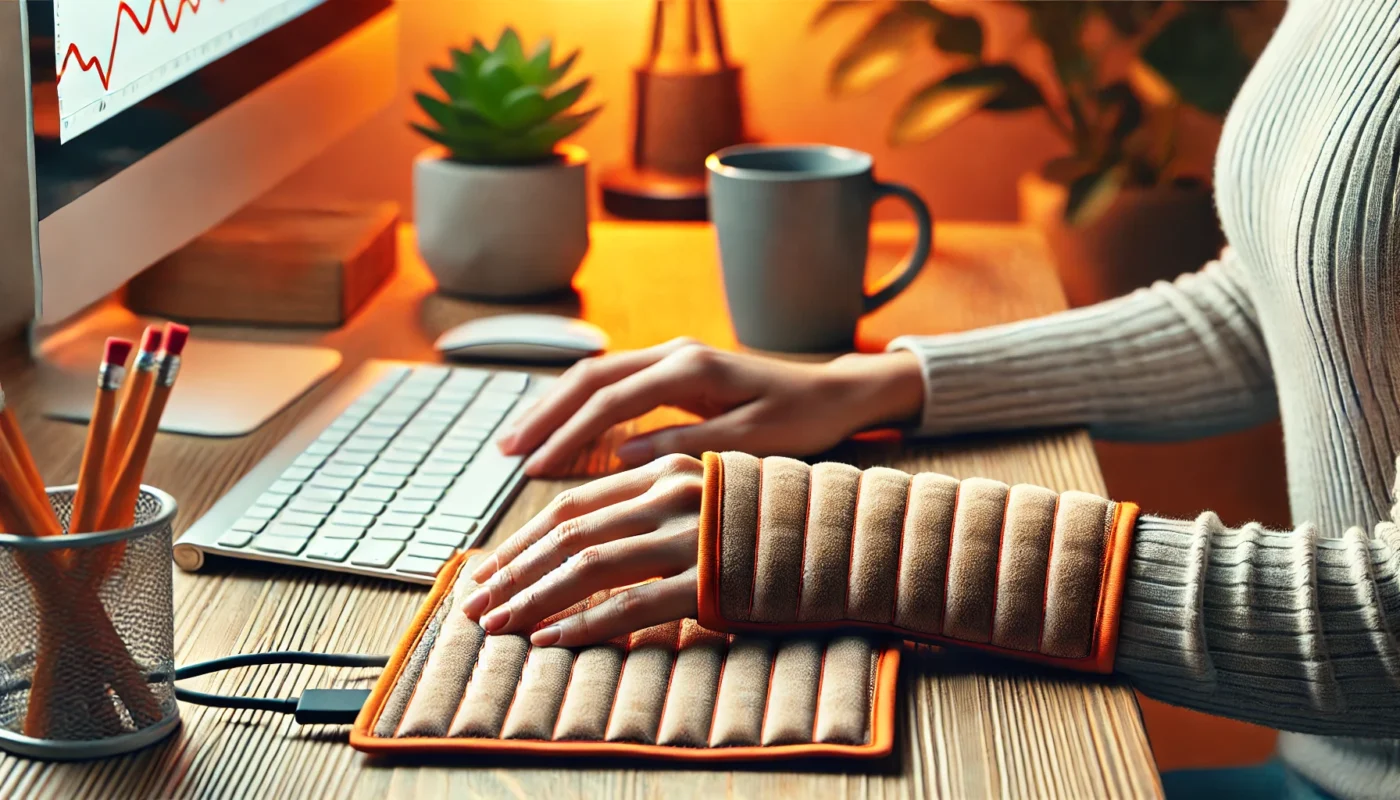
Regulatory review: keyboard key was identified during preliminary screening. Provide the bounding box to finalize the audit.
[349,539,404,568]
[265,522,318,539]
[316,429,350,446]
[409,365,451,383]
[425,515,477,535]
[320,464,366,479]
[417,460,464,477]
[329,511,378,529]
[289,498,335,516]
[406,542,455,561]
[304,442,338,457]
[244,505,279,521]
[320,524,367,540]
[432,445,479,461]
[267,480,303,496]
[293,453,327,470]
[486,372,529,393]
[254,492,289,511]
[280,466,314,483]
[368,523,415,541]
[341,436,390,453]
[252,535,308,556]
[306,537,357,563]
[439,447,522,519]
[394,555,446,577]
[309,474,356,491]
[231,517,267,534]
[381,512,424,529]
[218,531,254,548]
[348,486,396,503]
[277,510,325,529]
[333,451,378,467]
[379,448,426,465]
[298,487,345,503]
[361,473,407,490]
[415,528,466,548]
[339,499,386,517]
[409,474,455,490]
[399,486,445,502]
[370,461,416,477]
[390,499,435,515]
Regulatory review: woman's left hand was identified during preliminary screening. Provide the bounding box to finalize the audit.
[463,454,704,647]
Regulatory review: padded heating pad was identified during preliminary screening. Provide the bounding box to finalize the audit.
[351,551,901,761]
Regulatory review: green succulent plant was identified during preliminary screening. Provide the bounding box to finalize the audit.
[815,1,1282,224]
[413,28,600,165]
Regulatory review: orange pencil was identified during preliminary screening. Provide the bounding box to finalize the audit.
[0,386,60,537]
[0,383,49,515]
[104,326,162,483]
[98,323,188,533]
[71,337,134,535]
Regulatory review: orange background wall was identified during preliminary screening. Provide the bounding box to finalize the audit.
[289,0,1221,222]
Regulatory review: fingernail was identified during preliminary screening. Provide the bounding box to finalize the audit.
[497,433,518,454]
[531,626,561,647]
[470,556,496,582]
[463,589,489,618]
[481,607,510,632]
[616,439,653,467]
[523,454,547,477]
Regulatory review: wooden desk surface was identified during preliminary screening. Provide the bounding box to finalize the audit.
[0,222,1160,799]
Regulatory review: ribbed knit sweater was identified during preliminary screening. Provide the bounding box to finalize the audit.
[887,1,1400,796]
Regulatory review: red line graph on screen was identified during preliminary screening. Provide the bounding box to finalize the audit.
[57,0,222,89]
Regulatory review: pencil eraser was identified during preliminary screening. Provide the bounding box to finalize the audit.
[103,337,134,366]
[162,323,190,356]
[140,325,164,353]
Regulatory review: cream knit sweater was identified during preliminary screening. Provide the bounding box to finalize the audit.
[888,1,1400,796]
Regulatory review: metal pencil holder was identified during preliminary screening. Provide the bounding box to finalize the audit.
[0,486,180,760]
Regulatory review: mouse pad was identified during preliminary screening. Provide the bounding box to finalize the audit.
[351,551,900,761]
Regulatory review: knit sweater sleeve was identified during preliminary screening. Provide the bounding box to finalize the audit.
[886,248,1277,441]
[1118,507,1400,739]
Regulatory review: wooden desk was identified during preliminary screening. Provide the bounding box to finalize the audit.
[0,222,1160,798]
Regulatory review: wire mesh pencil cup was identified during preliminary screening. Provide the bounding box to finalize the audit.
[0,486,179,760]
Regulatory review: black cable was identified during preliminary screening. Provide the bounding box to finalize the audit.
[172,651,388,724]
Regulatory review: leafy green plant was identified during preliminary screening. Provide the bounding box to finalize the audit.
[413,28,600,165]
[815,1,1279,223]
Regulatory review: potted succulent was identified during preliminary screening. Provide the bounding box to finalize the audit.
[412,29,601,299]
[816,1,1280,306]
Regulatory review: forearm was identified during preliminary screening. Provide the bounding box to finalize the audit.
[697,453,1400,740]
[887,252,1278,441]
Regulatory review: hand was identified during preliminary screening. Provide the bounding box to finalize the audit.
[464,454,703,647]
[498,338,925,477]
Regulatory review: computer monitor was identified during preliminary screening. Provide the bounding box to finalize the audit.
[1,0,398,435]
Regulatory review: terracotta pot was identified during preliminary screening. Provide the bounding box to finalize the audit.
[414,144,590,299]
[1018,170,1224,308]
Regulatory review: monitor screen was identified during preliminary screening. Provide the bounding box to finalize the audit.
[26,0,391,220]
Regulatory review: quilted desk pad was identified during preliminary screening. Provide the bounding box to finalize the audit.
[351,552,901,761]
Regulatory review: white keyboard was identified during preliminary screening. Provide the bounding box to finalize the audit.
[174,361,553,584]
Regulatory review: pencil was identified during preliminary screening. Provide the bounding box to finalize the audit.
[0,387,60,538]
[0,383,48,513]
[71,337,134,535]
[104,326,162,482]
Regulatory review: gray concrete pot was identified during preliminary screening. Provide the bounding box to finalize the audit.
[414,144,590,299]
[1019,170,1224,308]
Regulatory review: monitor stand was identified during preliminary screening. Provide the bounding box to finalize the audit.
[34,302,340,438]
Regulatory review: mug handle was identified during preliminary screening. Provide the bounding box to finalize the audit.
[864,181,934,313]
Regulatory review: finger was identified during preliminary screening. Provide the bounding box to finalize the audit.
[469,492,658,619]
[531,570,699,647]
[483,527,695,634]
[614,405,763,467]
[523,353,717,476]
[470,463,659,583]
[498,338,698,455]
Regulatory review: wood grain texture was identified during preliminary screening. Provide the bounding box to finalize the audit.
[0,222,1160,798]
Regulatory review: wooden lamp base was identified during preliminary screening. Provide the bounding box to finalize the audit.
[126,200,399,328]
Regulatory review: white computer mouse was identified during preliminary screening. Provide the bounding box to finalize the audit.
[433,313,609,364]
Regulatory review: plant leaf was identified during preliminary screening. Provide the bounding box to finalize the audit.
[1021,2,1089,83]
[828,7,926,96]
[932,12,983,58]
[430,67,466,99]
[890,69,1006,145]
[471,52,525,117]
[1065,164,1126,225]
[498,85,549,130]
[547,49,580,85]
[542,77,589,118]
[414,92,461,133]
[522,37,553,85]
[1141,5,1248,115]
[810,0,872,31]
[1097,1,1162,36]
[411,122,460,150]
[981,66,1043,110]
[496,27,526,67]
[1096,81,1143,142]
[523,106,601,150]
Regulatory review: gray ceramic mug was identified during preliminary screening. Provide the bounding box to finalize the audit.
[706,144,933,352]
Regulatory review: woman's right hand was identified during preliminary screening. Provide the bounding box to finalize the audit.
[497,338,926,477]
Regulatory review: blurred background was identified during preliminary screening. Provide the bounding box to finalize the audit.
[285,0,1291,773]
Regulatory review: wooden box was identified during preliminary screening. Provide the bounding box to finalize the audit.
[126,201,399,327]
